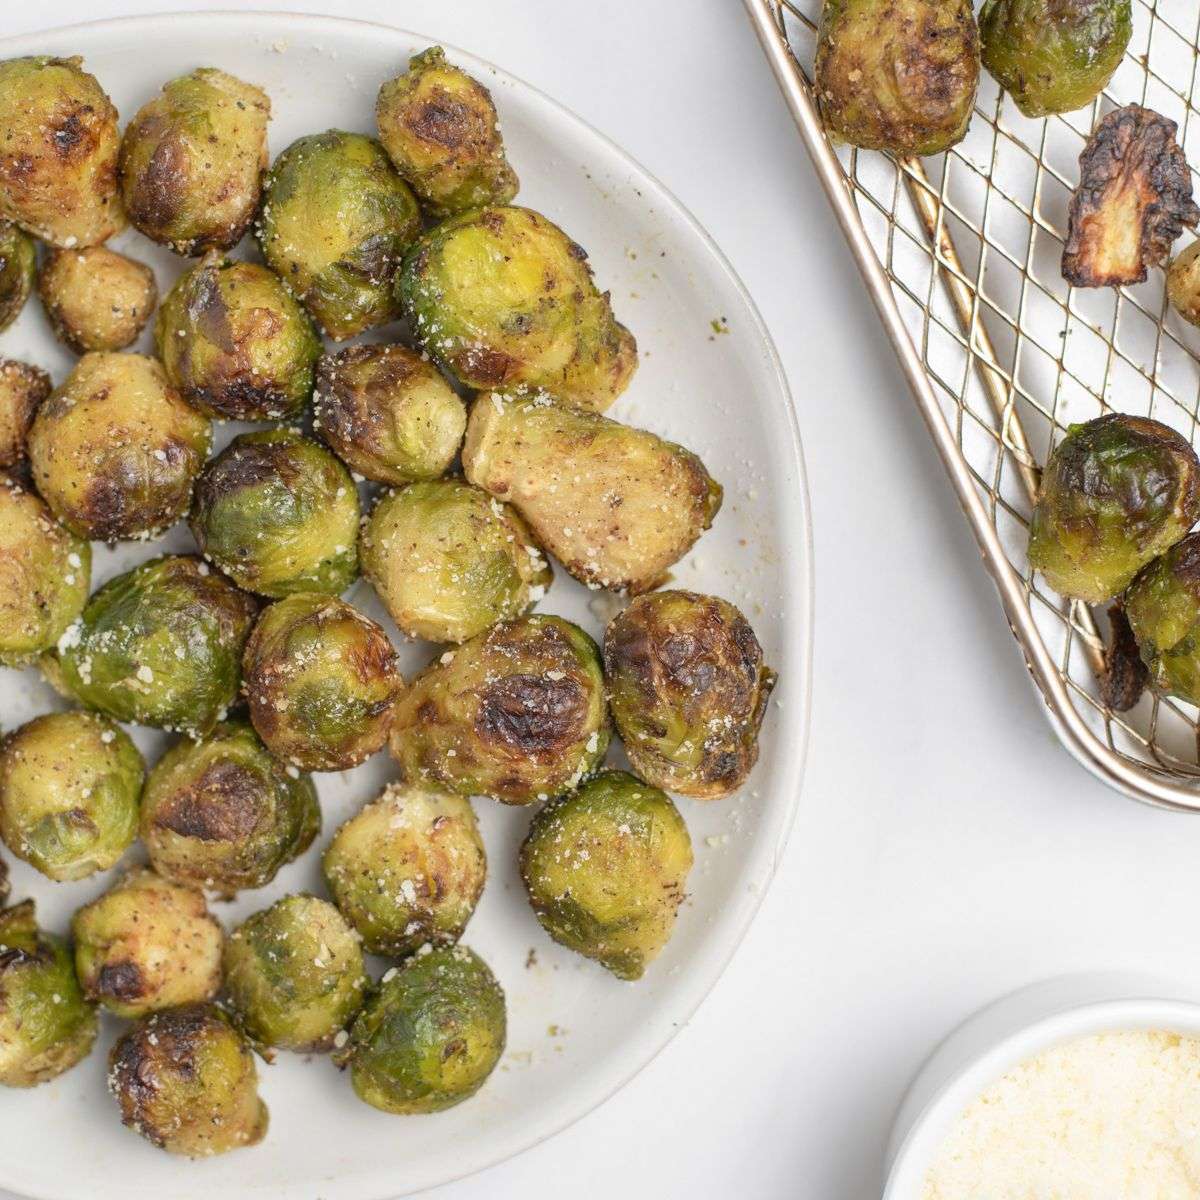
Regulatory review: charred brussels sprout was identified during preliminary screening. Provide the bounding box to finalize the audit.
[119,68,270,256]
[0,710,142,882]
[519,770,693,980]
[108,1003,267,1157]
[243,593,402,772]
[1028,414,1200,603]
[38,246,157,354]
[258,130,421,339]
[401,206,637,411]
[72,867,223,1017]
[376,46,518,218]
[464,392,721,594]
[1125,533,1200,705]
[313,343,466,484]
[0,359,50,467]
[0,221,36,331]
[45,555,257,736]
[338,945,505,1114]
[360,479,551,644]
[141,721,318,896]
[323,783,486,957]
[0,56,123,247]
[0,900,97,1087]
[224,895,367,1052]
[190,429,359,598]
[27,352,211,542]
[156,255,321,421]
[390,614,609,805]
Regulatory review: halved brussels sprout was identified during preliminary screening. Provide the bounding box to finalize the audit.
[519,770,693,980]
[0,358,50,467]
[1124,532,1200,705]
[337,944,505,1114]
[390,613,609,805]
[27,351,211,542]
[44,555,257,736]
[323,782,486,957]
[0,56,124,247]
[0,221,36,331]
[257,130,421,339]
[108,1002,268,1157]
[400,206,637,411]
[72,866,223,1017]
[141,720,319,896]
[190,429,359,598]
[119,68,270,256]
[38,245,157,354]
[360,479,552,644]
[243,593,402,772]
[224,894,367,1052]
[156,255,321,421]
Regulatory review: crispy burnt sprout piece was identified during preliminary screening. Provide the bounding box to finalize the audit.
[0,359,49,467]
[1124,533,1200,706]
[1062,105,1200,288]
[1028,414,1200,603]
[1100,603,1149,712]
[38,246,157,354]
[0,221,36,332]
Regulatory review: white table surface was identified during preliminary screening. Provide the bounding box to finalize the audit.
[7,2,1200,1197]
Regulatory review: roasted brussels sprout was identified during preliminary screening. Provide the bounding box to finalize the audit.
[44,555,257,736]
[0,900,97,1087]
[243,593,402,772]
[224,894,367,1052]
[400,206,637,411]
[257,130,421,339]
[463,392,722,594]
[0,857,7,906]
[156,255,321,421]
[72,867,223,1017]
[337,945,505,1114]
[0,359,50,467]
[323,783,486,957]
[1028,414,1200,603]
[390,614,609,805]
[1123,533,1200,705]
[141,720,319,896]
[313,343,466,484]
[38,246,157,354]
[0,221,36,331]
[190,429,359,598]
[0,478,89,666]
[519,770,693,980]
[376,46,518,218]
[109,1003,268,1157]
[360,479,552,644]
[119,68,270,256]
[814,0,979,156]
[0,56,123,248]
[1168,241,1200,327]
[27,351,211,542]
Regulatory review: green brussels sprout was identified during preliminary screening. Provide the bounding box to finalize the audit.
[0,220,36,331]
[0,478,89,667]
[44,555,257,736]
[257,130,421,339]
[1168,241,1200,327]
[313,343,466,484]
[140,720,319,896]
[463,392,721,594]
[190,429,360,598]
[1028,414,1200,603]
[0,56,124,247]
[0,358,50,467]
[156,255,321,421]
[108,1002,268,1157]
[980,0,1130,118]
[390,614,610,805]
[0,710,142,882]
[223,894,367,1052]
[360,479,552,644]
[119,68,270,256]
[376,46,519,218]
[243,593,402,772]
[27,351,212,542]
[322,782,486,957]
[519,770,693,980]
[603,591,776,799]
[38,246,157,354]
[400,206,637,412]
[72,867,223,1017]
[337,945,505,1114]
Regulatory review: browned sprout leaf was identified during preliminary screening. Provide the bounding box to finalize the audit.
[1101,604,1148,713]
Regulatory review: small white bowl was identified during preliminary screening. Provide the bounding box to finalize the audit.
[882,973,1200,1199]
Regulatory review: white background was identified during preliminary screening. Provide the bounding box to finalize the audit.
[7,2,1200,1198]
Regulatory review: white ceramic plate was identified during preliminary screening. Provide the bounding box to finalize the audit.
[0,12,811,1200]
